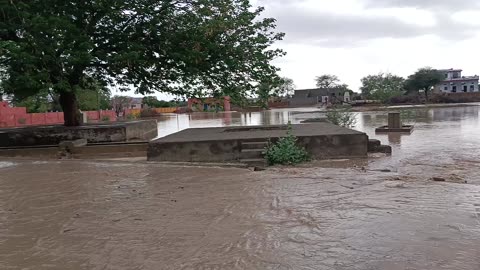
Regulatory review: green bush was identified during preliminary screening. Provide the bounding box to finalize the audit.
[101,115,111,122]
[265,124,310,166]
[326,105,357,128]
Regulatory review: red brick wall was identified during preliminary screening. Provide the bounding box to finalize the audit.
[0,102,117,127]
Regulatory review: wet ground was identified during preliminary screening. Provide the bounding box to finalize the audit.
[1,105,480,269]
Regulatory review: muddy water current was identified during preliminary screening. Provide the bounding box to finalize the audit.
[1,105,480,269]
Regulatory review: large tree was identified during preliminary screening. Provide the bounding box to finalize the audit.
[274,77,296,97]
[360,73,405,103]
[405,67,444,101]
[315,74,341,88]
[0,0,285,126]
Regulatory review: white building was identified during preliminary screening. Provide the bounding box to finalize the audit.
[434,69,479,93]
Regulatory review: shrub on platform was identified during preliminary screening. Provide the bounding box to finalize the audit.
[326,105,357,128]
[265,124,310,166]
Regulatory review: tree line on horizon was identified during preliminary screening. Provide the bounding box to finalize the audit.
[280,67,447,104]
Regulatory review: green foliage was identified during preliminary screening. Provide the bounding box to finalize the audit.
[405,67,444,100]
[13,90,51,113]
[360,73,405,103]
[274,77,296,98]
[326,105,357,128]
[101,115,110,122]
[0,0,285,126]
[256,83,274,109]
[12,87,110,112]
[254,76,293,108]
[77,86,111,111]
[143,96,176,108]
[265,124,310,166]
[224,86,253,108]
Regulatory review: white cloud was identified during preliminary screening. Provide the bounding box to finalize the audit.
[261,0,480,91]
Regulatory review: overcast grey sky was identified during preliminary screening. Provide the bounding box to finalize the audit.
[123,0,480,98]
[259,0,480,91]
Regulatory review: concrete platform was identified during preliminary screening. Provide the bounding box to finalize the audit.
[0,120,158,147]
[147,123,368,163]
[375,125,414,133]
[0,142,149,159]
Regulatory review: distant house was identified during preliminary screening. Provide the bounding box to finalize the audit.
[434,69,479,94]
[289,88,350,107]
[129,97,145,109]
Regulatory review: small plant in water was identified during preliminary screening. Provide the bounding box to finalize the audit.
[265,123,310,166]
[326,105,357,128]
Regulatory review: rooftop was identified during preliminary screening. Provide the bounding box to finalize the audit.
[442,76,479,82]
[438,68,463,72]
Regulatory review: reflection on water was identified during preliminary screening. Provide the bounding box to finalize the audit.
[157,105,480,177]
[156,108,326,138]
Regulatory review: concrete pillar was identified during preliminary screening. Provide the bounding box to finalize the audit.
[388,112,401,129]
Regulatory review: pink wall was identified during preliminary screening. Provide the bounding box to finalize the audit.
[85,110,116,122]
[0,101,118,128]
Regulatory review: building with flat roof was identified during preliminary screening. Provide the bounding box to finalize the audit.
[434,69,479,93]
[289,88,350,107]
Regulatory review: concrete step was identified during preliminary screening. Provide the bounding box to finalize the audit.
[241,141,268,150]
[240,148,265,159]
[240,158,267,168]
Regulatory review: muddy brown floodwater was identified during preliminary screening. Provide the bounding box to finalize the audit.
[1,105,480,269]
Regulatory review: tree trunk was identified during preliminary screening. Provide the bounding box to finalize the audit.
[424,88,429,102]
[59,91,81,126]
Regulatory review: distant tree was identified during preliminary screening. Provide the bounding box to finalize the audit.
[111,96,132,117]
[143,96,174,108]
[12,90,51,113]
[405,68,444,101]
[274,77,296,97]
[360,73,405,103]
[223,85,253,108]
[11,81,111,112]
[77,87,111,111]
[315,74,341,88]
[256,83,274,109]
[255,76,286,108]
[143,96,160,108]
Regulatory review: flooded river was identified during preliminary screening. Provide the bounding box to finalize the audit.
[1,105,480,269]
[158,105,480,184]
